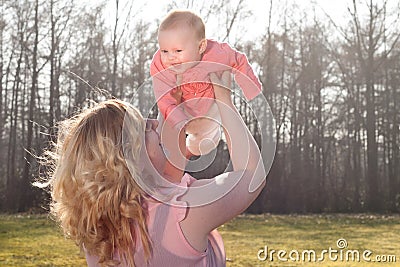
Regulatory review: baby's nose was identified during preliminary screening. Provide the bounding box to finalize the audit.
[167,53,177,61]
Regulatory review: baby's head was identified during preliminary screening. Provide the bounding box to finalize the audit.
[158,10,207,73]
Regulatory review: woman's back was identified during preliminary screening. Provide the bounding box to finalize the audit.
[86,174,226,267]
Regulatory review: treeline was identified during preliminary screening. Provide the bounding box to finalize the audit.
[0,0,399,213]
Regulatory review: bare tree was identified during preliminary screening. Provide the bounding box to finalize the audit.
[0,12,4,145]
[110,0,135,97]
[127,20,157,113]
[349,0,400,211]
[1,0,399,213]
[48,0,74,133]
[20,0,40,211]
[4,1,31,211]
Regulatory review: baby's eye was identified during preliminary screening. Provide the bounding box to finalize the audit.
[176,50,183,53]
[161,50,168,53]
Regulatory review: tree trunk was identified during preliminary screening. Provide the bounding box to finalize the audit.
[111,0,119,96]
[389,68,399,210]
[49,0,56,134]
[364,1,379,211]
[5,34,24,212]
[20,0,39,212]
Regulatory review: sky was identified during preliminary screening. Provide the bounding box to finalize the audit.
[86,0,354,42]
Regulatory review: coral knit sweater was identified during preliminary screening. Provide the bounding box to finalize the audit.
[150,39,262,127]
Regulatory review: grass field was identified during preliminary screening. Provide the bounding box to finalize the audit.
[0,213,399,267]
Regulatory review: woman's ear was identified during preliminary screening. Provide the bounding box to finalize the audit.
[199,39,207,54]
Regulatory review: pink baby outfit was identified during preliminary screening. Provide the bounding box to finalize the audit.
[150,39,262,128]
[85,173,226,267]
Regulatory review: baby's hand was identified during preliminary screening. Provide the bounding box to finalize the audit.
[170,87,182,104]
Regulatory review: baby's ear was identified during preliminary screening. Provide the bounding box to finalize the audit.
[199,39,207,54]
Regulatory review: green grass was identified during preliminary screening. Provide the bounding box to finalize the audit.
[0,214,86,267]
[1,214,399,266]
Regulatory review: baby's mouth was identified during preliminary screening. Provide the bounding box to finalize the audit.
[171,63,182,68]
[169,64,187,74]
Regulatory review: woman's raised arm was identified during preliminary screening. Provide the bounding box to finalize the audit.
[179,71,266,252]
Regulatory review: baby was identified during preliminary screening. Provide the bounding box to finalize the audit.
[151,10,262,157]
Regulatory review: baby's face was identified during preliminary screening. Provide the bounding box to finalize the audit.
[158,26,205,74]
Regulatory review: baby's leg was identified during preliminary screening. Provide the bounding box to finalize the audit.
[186,101,222,156]
[186,118,221,156]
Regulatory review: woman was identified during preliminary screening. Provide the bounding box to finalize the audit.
[39,71,266,266]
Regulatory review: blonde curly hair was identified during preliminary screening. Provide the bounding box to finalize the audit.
[38,99,152,266]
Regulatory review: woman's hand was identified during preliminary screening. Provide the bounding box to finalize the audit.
[170,74,183,105]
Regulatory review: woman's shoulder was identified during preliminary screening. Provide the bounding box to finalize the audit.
[144,173,195,208]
